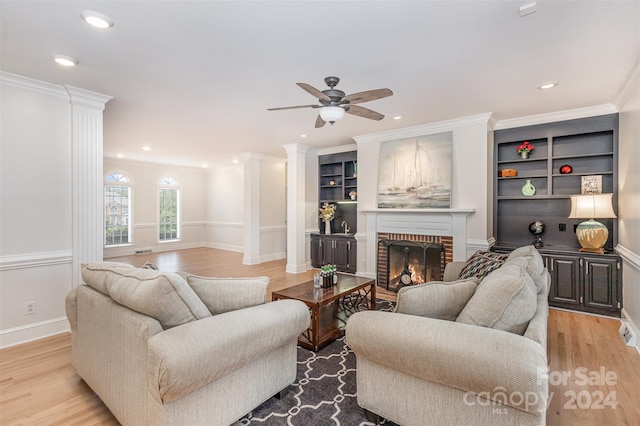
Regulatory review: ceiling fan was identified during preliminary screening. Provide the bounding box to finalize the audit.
[267,76,393,128]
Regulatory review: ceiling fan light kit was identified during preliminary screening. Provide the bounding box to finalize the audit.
[268,76,393,128]
[319,106,345,124]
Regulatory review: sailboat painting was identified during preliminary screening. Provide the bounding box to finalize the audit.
[377,131,453,208]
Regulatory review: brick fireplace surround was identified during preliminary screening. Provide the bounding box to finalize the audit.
[362,208,475,279]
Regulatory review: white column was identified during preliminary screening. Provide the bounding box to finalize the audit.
[66,86,112,286]
[284,144,309,274]
[242,152,263,265]
[451,212,469,261]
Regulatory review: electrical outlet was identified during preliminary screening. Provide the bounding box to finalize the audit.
[25,301,36,315]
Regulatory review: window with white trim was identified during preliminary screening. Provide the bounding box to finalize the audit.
[158,177,180,241]
[104,172,132,246]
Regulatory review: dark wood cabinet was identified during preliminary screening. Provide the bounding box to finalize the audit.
[546,253,581,308]
[311,234,356,273]
[495,246,622,317]
[582,255,622,313]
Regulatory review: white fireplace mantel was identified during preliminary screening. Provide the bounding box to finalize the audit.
[361,208,475,277]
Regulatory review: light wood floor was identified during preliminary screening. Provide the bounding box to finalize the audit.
[1,247,638,425]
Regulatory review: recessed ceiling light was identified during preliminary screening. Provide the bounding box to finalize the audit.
[81,11,114,29]
[142,146,151,151]
[300,134,307,138]
[117,153,124,158]
[201,163,208,169]
[233,159,239,164]
[393,116,402,120]
[54,55,78,67]
[538,82,558,90]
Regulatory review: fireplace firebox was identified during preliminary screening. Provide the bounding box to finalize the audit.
[378,239,445,292]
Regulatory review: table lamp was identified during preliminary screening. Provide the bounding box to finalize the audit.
[568,193,617,254]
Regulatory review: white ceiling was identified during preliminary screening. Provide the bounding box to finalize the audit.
[2,1,639,168]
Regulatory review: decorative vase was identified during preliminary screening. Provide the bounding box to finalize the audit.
[522,179,536,196]
[520,151,529,159]
[350,194,356,200]
[324,219,331,235]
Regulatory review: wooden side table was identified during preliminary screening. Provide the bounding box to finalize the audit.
[272,274,376,351]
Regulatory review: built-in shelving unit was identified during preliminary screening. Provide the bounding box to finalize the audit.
[494,114,618,250]
[315,151,357,272]
[493,113,622,317]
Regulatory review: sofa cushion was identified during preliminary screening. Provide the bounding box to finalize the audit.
[81,263,211,329]
[183,275,269,315]
[395,278,479,321]
[456,257,537,335]
[81,261,136,294]
[457,251,508,281]
[505,245,547,294]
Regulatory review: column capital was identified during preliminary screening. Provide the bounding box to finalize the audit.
[283,143,310,156]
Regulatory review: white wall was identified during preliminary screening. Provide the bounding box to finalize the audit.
[259,156,287,262]
[206,165,244,252]
[616,60,640,346]
[0,74,72,346]
[103,159,208,257]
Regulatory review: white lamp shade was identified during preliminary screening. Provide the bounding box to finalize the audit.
[568,193,617,219]
[319,106,345,123]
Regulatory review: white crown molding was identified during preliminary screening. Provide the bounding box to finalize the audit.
[493,104,618,130]
[353,113,493,144]
[0,71,68,99]
[616,244,640,271]
[65,85,112,110]
[615,57,640,110]
[318,143,358,156]
[0,250,73,271]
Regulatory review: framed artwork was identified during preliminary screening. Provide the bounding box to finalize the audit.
[581,175,602,194]
[377,131,453,208]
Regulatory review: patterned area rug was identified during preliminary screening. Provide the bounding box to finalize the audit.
[233,299,397,426]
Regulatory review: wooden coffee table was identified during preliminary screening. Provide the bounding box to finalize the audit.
[272,274,376,351]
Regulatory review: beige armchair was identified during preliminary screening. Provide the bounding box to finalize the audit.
[66,262,310,426]
[346,246,550,426]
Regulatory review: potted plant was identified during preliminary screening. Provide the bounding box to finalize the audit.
[349,191,357,200]
[318,202,336,235]
[517,141,534,159]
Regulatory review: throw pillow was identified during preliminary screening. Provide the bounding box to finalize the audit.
[395,278,479,321]
[458,251,508,281]
[456,257,537,335]
[184,275,269,315]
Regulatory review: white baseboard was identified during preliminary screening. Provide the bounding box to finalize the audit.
[621,308,640,354]
[204,242,243,253]
[0,317,69,349]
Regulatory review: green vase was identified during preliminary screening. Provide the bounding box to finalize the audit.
[522,179,536,196]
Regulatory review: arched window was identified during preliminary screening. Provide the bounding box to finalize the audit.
[104,172,132,246]
[158,177,180,241]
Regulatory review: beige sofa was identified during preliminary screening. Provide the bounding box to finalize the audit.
[65,262,310,426]
[346,246,550,426]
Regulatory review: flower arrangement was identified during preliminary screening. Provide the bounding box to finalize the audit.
[516,141,535,155]
[318,202,336,222]
[349,191,357,197]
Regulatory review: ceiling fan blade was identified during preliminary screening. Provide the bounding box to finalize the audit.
[267,104,319,111]
[345,105,385,121]
[343,88,393,105]
[315,115,326,128]
[297,83,331,101]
